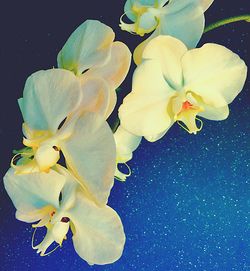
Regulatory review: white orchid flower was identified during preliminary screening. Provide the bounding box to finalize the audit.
[119,36,247,142]
[114,126,142,181]
[58,20,131,118]
[120,0,214,64]
[17,69,116,205]
[4,166,125,265]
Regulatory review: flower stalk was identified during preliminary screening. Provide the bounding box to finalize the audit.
[204,14,250,33]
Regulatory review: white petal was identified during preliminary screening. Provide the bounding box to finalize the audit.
[21,69,82,133]
[69,190,125,265]
[78,76,111,118]
[54,165,79,211]
[57,20,115,75]
[182,43,248,107]
[114,126,142,163]
[105,89,117,119]
[60,113,116,206]
[133,31,158,65]
[119,59,174,140]
[142,35,187,89]
[198,105,229,121]
[4,168,65,218]
[16,209,48,223]
[85,41,131,91]
[144,125,172,142]
[160,0,205,48]
[199,0,214,11]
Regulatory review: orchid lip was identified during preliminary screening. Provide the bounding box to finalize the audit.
[174,100,204,134]
[31,212,71,257]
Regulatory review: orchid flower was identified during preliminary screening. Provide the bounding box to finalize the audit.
[120,0,214,64]
[119,36,247,142]
[114,126,142,181]
[4,166,125,265]
[17,69,116,205]
[58,20,131,118]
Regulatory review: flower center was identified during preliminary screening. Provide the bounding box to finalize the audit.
[120,2,160,36]
[11,125,61,173]
[32,211,71,256]
[175,100,203,134]
[170,91,204,135]
[181,101,193,111]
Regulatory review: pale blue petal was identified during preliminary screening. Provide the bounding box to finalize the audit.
[57,20,115,75]
[124,0,157,22]
[21,69,82,133]
[139,11,158,32]
[159,0,205,48]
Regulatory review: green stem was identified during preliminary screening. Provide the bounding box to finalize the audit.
[204,14,250,33]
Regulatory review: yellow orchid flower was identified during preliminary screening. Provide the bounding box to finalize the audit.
[58,20,131,119]
[114,126,142,181]
[16,69,116,205]
[120,0,214,64]
[119,36,247,142]
[4,166,125,265]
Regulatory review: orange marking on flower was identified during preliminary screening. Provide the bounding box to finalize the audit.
[181,101,192,111]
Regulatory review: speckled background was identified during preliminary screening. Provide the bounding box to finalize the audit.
[0,1,249,270]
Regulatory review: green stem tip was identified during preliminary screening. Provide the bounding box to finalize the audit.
[204,14,250,33]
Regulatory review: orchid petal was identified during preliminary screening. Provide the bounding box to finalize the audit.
[198,105,229,121]
[114,126,142,163]
[160,0,205,49]
[16,209,50,223]
[144,125,172,142]
[57,20,115,75]
[54,165,79,211]
[4,168,65,219]
[78,76,111,118]
[143,35,187,89]
[21,69,82,133]
[182,43,248,107]
[60,113,116,206]
[82,41,131,118]
[106,89,118,119]
[133,31,158,65]
[85,41,131,91]
[119,59,174,140]
[199,0,214,11]
[69,190,125,265]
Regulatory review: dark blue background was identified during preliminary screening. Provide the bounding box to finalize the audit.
[0,1,249,270]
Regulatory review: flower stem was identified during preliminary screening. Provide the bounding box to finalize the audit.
[204,14,250,33]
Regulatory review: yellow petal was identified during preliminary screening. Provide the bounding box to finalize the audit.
[182,43,247,107]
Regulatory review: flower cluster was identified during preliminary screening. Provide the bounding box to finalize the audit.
[3,0,248,266]
[4,20,130,265]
